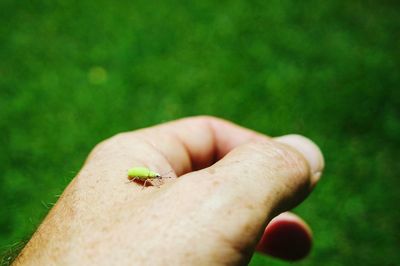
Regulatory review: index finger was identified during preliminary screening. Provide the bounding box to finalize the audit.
[119,116,269,175]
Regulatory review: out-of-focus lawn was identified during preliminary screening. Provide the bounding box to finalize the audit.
[1,0,399,265]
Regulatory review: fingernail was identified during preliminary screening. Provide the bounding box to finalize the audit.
[275,135,324,182]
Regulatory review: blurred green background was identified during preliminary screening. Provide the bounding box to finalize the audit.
[1,0,399,265]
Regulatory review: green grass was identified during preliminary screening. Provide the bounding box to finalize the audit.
[1,0,399,265]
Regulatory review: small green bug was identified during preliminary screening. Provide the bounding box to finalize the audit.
[127,166,170,188]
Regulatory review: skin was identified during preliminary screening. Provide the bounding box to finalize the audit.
[13,116,324,265]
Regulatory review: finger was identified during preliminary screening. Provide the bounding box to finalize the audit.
[256,212,312,261]
[184,134,324,212]
[88,116,269,176]
[275,134,324,187]
[80,116,270,197]
[163,135,324,264]
[136,116,270,174]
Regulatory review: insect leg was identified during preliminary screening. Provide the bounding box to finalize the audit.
[158,169,176,179]
[126,177,137,184]
[142,179,150,190]
[154,179,161,188]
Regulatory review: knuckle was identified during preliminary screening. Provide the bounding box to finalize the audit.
[86,132,130,161]
[86,140,110,162]
[246,140,310,179]
[179,115,226,128]
[183,115,219,123]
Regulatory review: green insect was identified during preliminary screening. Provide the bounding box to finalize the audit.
[127,166,171,188]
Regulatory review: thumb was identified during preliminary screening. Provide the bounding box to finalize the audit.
[173,134,323,264]
[195,134,323,215]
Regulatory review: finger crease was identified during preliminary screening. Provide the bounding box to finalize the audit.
[135,135,175,173]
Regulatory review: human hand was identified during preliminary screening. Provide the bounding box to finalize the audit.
[15,116,324,265]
